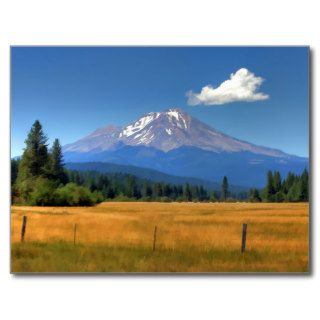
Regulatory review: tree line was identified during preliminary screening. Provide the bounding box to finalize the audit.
[11,120,309,206]
[247,169,309,202]
[66,169,216,202]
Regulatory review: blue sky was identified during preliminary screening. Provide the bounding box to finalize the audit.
[11,47,309,157]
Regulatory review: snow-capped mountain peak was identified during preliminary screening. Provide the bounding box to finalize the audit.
[63,107,289,157]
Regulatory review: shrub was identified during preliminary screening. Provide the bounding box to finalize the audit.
[55,183,101,206]
[29,178,59,206]
[274,191,285,203]
[110,194,136,202]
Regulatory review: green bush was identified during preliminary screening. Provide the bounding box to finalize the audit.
[26,181,103,206]
[274,191,285,203]
[109,194,136,202]
[29,178,59,206]
[55,183,103,206]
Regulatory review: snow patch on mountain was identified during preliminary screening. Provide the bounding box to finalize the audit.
[121,112,160,138]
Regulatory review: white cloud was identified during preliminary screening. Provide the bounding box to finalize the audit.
[187,68,269,106]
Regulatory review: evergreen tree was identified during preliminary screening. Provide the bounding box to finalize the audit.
[16,120,50,201]
[163,184,172,198]
[210,191,218,202]
[50,138,67,184]
[183,183,192,201]
[153,182,163,198]
[199,185,207,201]
[125,176,139,198]
[273,171,282,193]
[265,170,275,202]
[106,186,116,199]
[97,175,109,190]
[17,120,49,180]
[282,172,295,194]
[221,176,229,201]
[11,158,20,185]
[299,168,309,201]
[142,181,153,198]
[249,188,261,202]
[287,181,300,202]
[11,158,20,203]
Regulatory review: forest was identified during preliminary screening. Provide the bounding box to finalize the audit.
[11,120,309,206]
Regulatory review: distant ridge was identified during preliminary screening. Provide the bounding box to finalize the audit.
[65,161,247,192]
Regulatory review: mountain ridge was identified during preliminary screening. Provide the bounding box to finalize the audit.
[63,108,291,157]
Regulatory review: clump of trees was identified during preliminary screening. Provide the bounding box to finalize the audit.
[248,170,309,203]
[11,120,103,206]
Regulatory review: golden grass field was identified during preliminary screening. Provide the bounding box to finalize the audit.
[11,202,309,273]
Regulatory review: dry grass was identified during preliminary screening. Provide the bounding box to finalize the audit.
[11,202,309,272]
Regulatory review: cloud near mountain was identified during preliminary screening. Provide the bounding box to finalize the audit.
[187,68,269,106]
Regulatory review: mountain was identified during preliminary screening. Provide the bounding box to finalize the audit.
[65,162,247,192]
[64,108,288,157]
[63,108,308,187]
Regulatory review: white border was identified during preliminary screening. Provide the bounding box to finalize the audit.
[0,1,318,319]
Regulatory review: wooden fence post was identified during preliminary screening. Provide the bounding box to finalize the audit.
[74,223,77,245]
[153,225,157,252]
[20,215,27,242]
[241,223,247,254]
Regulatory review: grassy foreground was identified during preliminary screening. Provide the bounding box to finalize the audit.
[11,202,309,272]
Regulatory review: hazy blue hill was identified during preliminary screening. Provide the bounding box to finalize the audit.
[64,161,247,192]
[64,146,308,188]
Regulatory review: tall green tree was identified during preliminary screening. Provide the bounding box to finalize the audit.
[273,171,282,193]
[153,182,163,198]
[221,176,229,201]
[16,120,49,201]
[125,176,139,198]
[265,170,275,202]
[50,138,68,184]
[17,120,49,180]
[11,158,20,185]
[299,168,309,201]
[183,183,192,201]
[142,181,153,198]
[282,172,295,194]
[249,188,261,202]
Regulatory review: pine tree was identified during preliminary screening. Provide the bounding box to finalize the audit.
[17,120,49,179]
[299,168,309,201]
[249,188,261,202]
[199,185,207,201]
[142,181,153,198]
[282,172,295,194]
[153,182,163,198]
[273,171,282,193]
[287,181,300,202]
[265,170,275,202]
[221,176,229,201]
[210,191,218,202]
[183,183,192,201]
[125,176,138,198]
[50,138,67,184]
[11,158,20,185]
[16,120,49,201]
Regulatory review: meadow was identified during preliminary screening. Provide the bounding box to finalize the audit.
[11,202,309,273]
